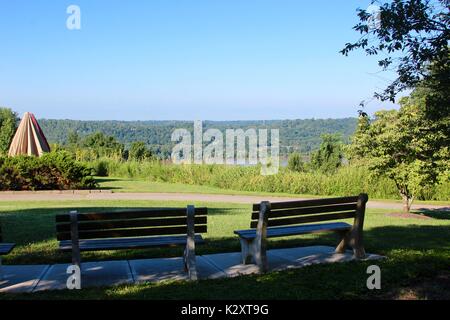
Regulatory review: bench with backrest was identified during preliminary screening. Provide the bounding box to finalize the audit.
[55,205,207,280]
[234,194,368,272]
[0,221,16,279]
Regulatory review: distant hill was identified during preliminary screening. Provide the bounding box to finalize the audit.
[39,118,358,155]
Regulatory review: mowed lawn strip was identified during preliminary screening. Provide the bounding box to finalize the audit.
[0,199,449,299]
[97,177,450,206]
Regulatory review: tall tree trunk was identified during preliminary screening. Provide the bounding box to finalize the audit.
[401,194,414,213]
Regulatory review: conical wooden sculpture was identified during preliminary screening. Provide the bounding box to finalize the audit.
[8,112,50,157]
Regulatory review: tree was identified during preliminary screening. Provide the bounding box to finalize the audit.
[0,108,19,155]
[82,132,125,160]
[310,134,344,174]
[67,131,80,146]
[287,152,305,172]
[349,89,449,212]
[342,0,450,105]
[129,141,152,161]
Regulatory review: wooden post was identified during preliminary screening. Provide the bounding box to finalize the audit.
[184,205,198,281]
[70,211,81,267]
[351,193,368,259]
[254,201,270,273]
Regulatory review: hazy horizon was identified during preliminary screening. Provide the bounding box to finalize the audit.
[36,116,360,122]
[1,1,399,121]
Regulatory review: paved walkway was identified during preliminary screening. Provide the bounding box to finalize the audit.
[0,190,448,211]
[0,246,383,293]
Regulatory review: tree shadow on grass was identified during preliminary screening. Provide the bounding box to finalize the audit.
[94,177,121,183]
[11,225,450,300]
[2,205,450,269]
[413,208,450,220]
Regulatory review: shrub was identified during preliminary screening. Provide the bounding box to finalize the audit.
[0,151,98,191]
[87,160,109,177]
[287,152,304,172]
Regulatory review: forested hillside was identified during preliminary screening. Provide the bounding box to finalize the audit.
[39,118,358,155]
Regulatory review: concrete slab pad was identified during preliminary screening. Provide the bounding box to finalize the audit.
[201,251,292,277]
[130,256,226,283]
[269,245,385,270]
[0,265,50,293]
[33,260,133,291]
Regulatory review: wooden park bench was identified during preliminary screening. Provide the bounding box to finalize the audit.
[55,206,207,280]
[234,194,368,273]
[0,222,16,279]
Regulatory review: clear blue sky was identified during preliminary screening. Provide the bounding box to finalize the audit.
[0,0,398,121]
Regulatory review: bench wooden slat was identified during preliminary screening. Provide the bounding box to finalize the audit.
[0,243,15,255]
[250,211,356,228]
[57,225,208,241]
[59,235,205,251]
[55,207,208,223]
[56,216,207,233]
[252,196,359,211]
[251,203,357,220]
[235,222,352,240]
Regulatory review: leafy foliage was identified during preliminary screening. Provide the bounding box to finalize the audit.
[349,88,449,211]
[64,132,126,161]
[287,152,305,172]
[0,107,19,155]
[342,0,450,103]
[310,134,344,174]
[129,141,152,161]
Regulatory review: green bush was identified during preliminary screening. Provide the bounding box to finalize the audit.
[0,151,98,191]
[287,152,304,172]
[86,160,109,177]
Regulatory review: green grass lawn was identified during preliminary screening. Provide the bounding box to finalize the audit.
[0,199,449,300]
[97,177,322,198]
[96,177,450,205]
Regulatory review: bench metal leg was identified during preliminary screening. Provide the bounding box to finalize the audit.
[0,257,3,281]
[239,237,267,272]
[183,244,198,281]
[184,205,198,281]
[346,235,366,259]
[350,236,366,260]
[70,211,81,267]
[239,202,270,273]
[335,230,349,254]
[352,194,367,260]
[254,202,270,273]
[337,194,367,260]
[335,230,366,259]
[239,238,256,265]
